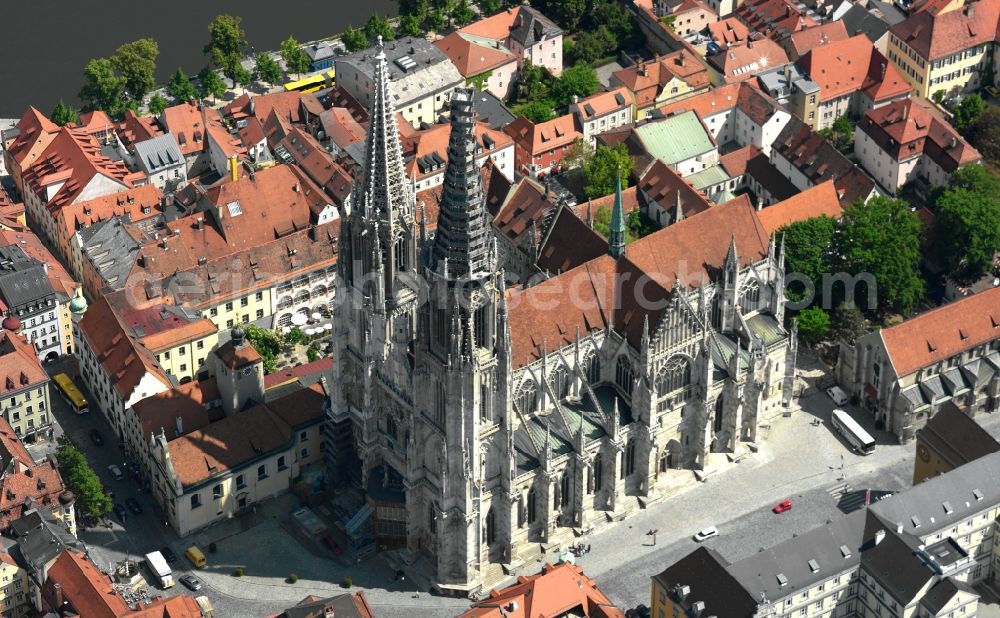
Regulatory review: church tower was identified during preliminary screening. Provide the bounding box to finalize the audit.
[328,36,419,487]
[410,87,508,589]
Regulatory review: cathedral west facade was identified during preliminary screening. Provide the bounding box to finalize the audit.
[325,40,797,595]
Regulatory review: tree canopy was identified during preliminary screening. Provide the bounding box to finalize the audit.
[111,38,159,102]
[244,324,283,374]
[952,93,986,136]
[829,303,868,344]
[398,14,424,37]
[198,66,226,101]
[796,307,830,344]
[584,143,633,199]
[56,438,112,519]
[934,186,1000,281]
[79,57,129,117]
[451,0,475,25]
[513,100,556,123]
[533,0,589,30]
[778,216,836,303]
[167,67,197,102]
[342,26,368,52]
[970,106,1000,165]
[365,13,396,43]
[255,53,283,85]
[836,196,924,315]
[204,14,248,85]
[51,100,79,126]
[551,65,600,108]
[280,37,311,78]
[147,93,169,116]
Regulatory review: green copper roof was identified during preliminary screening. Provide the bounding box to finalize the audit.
[69,287,88,314]
[635,110,715,165]
[686,164,731,191]
[609,173,626,259]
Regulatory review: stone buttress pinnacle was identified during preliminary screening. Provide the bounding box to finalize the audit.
[609,173,626,259]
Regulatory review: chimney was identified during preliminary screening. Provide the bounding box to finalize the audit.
[571,94,579,104]
[176,416,183,436]
[901,102,908,121]
[54,583,64,607]
[875,529,886,545]
[949,136,957,148]
[293,182,300,193]
[679,53,685,66]
[881,61,887,79]
[196,217,204,230]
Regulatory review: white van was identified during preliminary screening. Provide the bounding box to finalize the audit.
[826,386,849,406]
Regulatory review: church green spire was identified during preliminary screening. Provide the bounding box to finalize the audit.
[609,172,626,259]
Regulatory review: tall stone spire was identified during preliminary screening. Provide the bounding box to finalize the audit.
[609,173,626,259]
[356,35,414,224]
[428,87,495,280]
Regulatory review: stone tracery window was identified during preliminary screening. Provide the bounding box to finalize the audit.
[656,355,692,412]
[615,356,634,396]
[740,278,761,314]
[517,381,537,414]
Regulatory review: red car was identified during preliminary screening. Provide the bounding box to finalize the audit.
[772,500,793,513]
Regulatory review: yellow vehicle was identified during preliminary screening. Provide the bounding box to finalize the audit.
[53,373,88,414]
[185,546,207,568]
[283,69,335,93]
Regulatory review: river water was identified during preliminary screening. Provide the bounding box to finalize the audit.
[0,1,397,117]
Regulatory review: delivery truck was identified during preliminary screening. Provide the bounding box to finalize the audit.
[144,551,174,588]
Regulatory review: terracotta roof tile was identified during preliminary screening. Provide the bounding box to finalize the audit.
[773,117,876,205]
[882,286,1000,376]
[4,107,60,175]
[0,330,49,396]
[637,160,712,220]
[789,21,849,57]
[504,114,580,156]
[133,378,222,441]
[161,102,218,156]
[858,98,982,172]
[758,180,843,233]
[404,121,513,183]
[492,178,554,246]
[537,207,608,274]
[719,144,761,177]
[131,594,204,618]
[461,562,624,618]
[117,110,163,148]
[890,0,1000,60]
[238,117,266,148]
[612,51,710,108]
[735,0,818,41]
[707,36,790,82]
[798,35,911,103]
[55,184,164,252]
[320,107,366,151]
[263,356,333,390]
[434,31,518,77]
[572,87,632,120]
[459,7,522,40]
[709,18,751,47]
[44,551,130,618]
[249,91,305,125]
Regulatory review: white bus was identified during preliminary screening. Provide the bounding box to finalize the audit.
[144,551,174,588]
[831,408,875,455]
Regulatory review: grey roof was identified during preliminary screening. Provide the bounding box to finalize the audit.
[80,217,141,292]
[917,403,1000,469]
[867,0,906,25]
[757,65,819,100]
[861,529,934,605]
[900,385,930,409]
[0,245,55,311]
[509,6,563,47]
[305,42,336,63]
[7,509,84,576]
[727,508,867,602]
[335,37,463,108]
[869,451,1000,538]
[134,133,184,174]
[920,579,972,615]
[840,4,892,43]
[472,90,516,131]
[653,547,757,617]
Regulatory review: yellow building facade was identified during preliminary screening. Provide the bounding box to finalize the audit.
[0,554,30,618]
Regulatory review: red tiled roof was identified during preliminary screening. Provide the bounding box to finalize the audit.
[56,184,163,250]
[709,18,751,47]
[637,159,712,220]
[890,0,1000,61]
[252,91,305,125]
[735,0,818,41]
[238,117,266,148]
[858,98,982,172]
[459,6,523,40]
[707,36,790,82]
[537,207,608,275]
[134,379,222,441]
[320,107,366,150]
[263,356,333,390]
[79,110,114,137]
[0,229,78,298]
[277,128,354,206]
[131,595,204,618]
[659,82,742,118]
[461,562,625,618]
[504,114,580,155]
[719,144,761,177]
[117,110,163,148]
[572,87,632,120]
[0,330,48,396]
[434,31,517,77]
[758,180,843,234]
[612,50,710,108]
[0,412,67,531]
[881,286,1000,376]
[45,551,130,618]
[161,102,219,156]
[798,35,911,103]
[492,178,553,246]
[405,121,512,182]
[571,185,641,221]
[789,21,849,58]
[4,107,59,171]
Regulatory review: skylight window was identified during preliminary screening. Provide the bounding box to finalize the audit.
[226,200,243,217]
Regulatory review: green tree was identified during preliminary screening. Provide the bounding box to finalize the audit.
[778,216,836,303]
[932,90,946,105]
[167,67,197,102]
[829,303,868,344]
[244,324,283,374]
[534,0,589,30]
[79,57,128,117]
[342,26,368,52]
[836,196,924,315]
[56,438,112,519]
[480,0,502,14]
[551,65,600,108]
[584,143,633,199]
[396,0,429,16]
[365,13,396,43]
[147,93,169,116]
[280,37,311,78]
[570,27,618,65]
[970,107,1000,165]
[952,93,986,136]
[198,66,226,102]
[425,9,446,32]
[451,0,475,24]
[233,64,253,91]
[51,100,79,126]
[564,138,595,169]
[398,14,424,38]
[945,162,1000,198]
[934,187,1000,280]
[593,0,642,49]
[796,307,830,344]
[204,14,249,86]
[466,69,493,91]
[111,38,159,102]
[626,208,656,239]
[513,100,556,123]
[255,53,283,85]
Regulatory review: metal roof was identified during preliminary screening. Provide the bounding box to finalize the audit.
[134,133,184,174]
[635,111,716,166]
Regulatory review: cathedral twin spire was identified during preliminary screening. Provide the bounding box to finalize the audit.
[609,173,627,259]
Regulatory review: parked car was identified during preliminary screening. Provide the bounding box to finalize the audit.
[160,547,177,563]
[772,499,793,513]
[179,575,203,591]
[108,464,125,481]
[113,503,127,522]
[125,497,143,514]
[693,526,719,542]
[88,429,104,446]
[826,386,849,406]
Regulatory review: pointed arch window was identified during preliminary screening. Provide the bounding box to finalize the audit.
[656,355,692,412]
[714,396,724,432]
[527,487,537,524]
[593,454,603,492]
[550,365,570,399]
[560,473,570,507]
[517,381,537,414]
[429,502,437,534]
[485,507,496,544]
[624,440,636,477]
[615,356,634,396]
[585,353,600,384]
[740,279,761,314]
